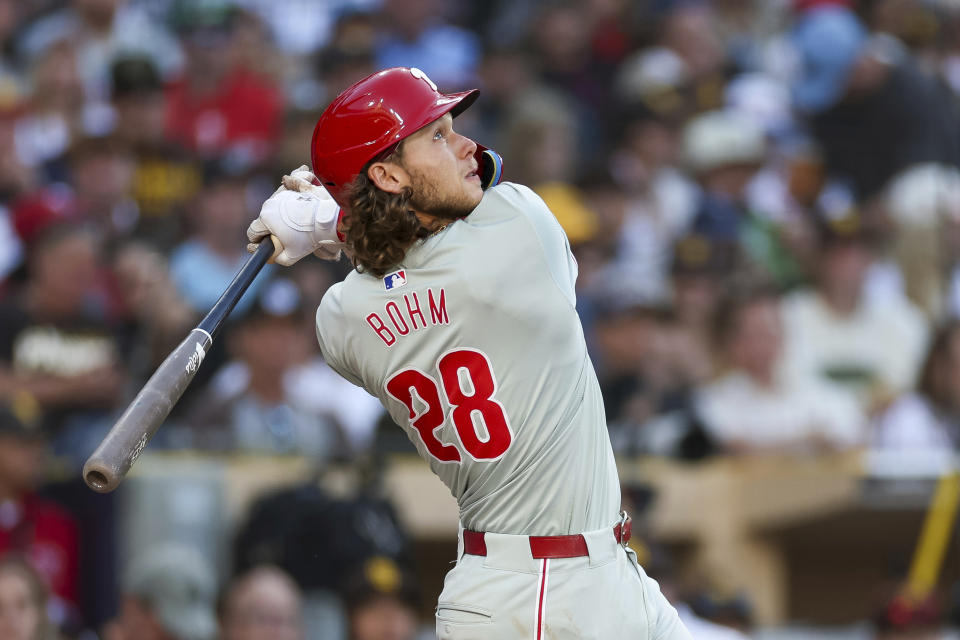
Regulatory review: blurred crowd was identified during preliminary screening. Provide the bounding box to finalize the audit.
[0,0,959,638]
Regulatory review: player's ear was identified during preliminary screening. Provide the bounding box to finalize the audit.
[367,161,410,195]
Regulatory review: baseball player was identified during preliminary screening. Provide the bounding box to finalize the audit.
[247,67,691,639]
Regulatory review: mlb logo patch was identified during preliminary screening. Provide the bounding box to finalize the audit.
[384,270,407,291]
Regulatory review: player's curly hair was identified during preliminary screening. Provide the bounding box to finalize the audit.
[343,156,431,277]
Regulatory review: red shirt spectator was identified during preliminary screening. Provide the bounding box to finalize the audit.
[164,68,284,160]
[0,493,78,605]
[0,401,79,610]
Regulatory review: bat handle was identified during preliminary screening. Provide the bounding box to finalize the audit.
[198,237,276,338]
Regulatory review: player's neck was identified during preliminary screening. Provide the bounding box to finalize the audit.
[415,211,450,236]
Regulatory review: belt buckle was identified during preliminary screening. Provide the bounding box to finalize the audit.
[618,510,630,548]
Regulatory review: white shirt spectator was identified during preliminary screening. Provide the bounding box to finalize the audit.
[780,289,928,408]
[697,371,865,452]
[285,357,385,454]
[202,357,384,458]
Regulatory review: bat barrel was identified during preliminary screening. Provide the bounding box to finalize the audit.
[82,328,213,492]
[81,239,274,493]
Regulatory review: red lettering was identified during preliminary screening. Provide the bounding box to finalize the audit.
[404,293,426,330]
[429,288,449,325]
[385,301,410,335]
[366,313,396,346]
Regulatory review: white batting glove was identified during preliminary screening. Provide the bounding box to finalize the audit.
[246,165,344,265]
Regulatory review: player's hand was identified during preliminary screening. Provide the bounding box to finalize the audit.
[246,165,344,265]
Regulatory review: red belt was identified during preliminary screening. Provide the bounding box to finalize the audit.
[463,516,632,560]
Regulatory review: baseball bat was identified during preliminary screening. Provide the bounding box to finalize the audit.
[82,238,276,493]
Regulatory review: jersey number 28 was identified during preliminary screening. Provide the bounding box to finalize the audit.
[385,348,513,463]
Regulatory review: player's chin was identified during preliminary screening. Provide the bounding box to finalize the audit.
[464,177,484,203]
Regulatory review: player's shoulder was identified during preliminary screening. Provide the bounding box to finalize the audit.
[317,268,383,324]
[471,181,553,223]
[486,181,544,203]
[317,279,351,335]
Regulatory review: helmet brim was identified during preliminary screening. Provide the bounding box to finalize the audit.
[447,89,479,118]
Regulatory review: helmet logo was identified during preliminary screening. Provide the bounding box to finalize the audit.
[409,67,437,92]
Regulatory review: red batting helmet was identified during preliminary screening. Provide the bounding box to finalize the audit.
[311,67,480,208]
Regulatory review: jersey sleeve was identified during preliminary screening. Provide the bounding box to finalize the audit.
[479,182,579,306]
[315,283,365,389]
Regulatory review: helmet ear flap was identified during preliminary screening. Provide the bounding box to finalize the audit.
[476,146,503,190]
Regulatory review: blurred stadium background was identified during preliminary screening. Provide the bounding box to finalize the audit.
[2,0,960,638]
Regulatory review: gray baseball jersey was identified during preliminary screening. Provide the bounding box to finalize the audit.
[316,182,620,535]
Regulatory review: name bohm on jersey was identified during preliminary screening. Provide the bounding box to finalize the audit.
[366,287,449,347]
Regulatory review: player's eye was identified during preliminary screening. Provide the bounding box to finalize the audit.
[434,128,444,141]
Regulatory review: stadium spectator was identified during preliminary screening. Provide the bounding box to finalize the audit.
[219,565,303,640]
[0,554,59,640]
[374,0,481,90]
[109,56,199,247]
[0,0,25,107]
[108,544,217,640]
[13,40,83,169]
[18,0,184,109]
[657,2,727,86]
[0,399,79,627]
[316,12,379,103]
[499,87,579,189]
[111,241,195,376]
[665,233,731,389]
[596,300,715,459]
[0,107,36,207]
[9,133,139,253]
[185,278,382,458]
[169,162,270,315]
[0,224,126,460]
[697,284,865,454]
[683,109,805,287]
[582,105,699,307]
[529,1,611,132]
[164,2,284,162]
[343,556,420,640]
[64,135,138,244]
[614,0,728,122]
[872,320,960,453]
[780,212,929,412]
[791,4,960,201]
